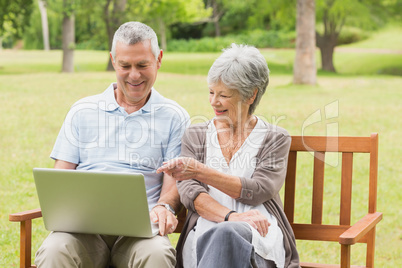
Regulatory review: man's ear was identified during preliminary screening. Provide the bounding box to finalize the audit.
[157,50,163,69]
[109,52,116,69]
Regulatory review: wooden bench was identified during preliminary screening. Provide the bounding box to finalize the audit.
[9,134,382,268]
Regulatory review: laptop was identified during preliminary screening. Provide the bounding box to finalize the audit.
[33,168,159,238]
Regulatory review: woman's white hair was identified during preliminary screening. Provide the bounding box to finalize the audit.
[207,43,270,115]
[111,21,160,61]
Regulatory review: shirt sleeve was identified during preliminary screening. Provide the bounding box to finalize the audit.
[50,104,81,164]
[163,106,190,161]
[177,124,209,212]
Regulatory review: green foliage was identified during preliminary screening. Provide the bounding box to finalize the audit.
[315,25,370,46]
[315,0,390,35]
[167,29,295,52]
[216,0,255,33]
[22,0,109,50]
[0,0,34,38]
[0,0,34,34]
[337,27,369,45]
[23,0,63,49]
[142,0,211,49]
[1,22,18,48]
[255,0,296,30]
[206,0,295,35]
[74,1,108,50]
[62,0,76,17]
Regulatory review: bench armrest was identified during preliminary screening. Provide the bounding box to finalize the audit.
[339,212,382,245]
[9,208,42,268]
[9,208,42,222]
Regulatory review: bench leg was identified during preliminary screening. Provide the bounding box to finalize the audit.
[366,228,376,268]
[20,220,32,268]
[341,244,351,268]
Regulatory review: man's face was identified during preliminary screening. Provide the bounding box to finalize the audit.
[111,40,162,106]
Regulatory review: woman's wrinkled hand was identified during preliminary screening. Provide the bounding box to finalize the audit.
[156,157,203,181]
[229,209,270,237]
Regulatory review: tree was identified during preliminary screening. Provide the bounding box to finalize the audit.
[204,0,257,36]
[104,0,128,71]
[0,0,34,45]
[38,0,50,50]
[264,0,391,73]
[62,0,75,72]
[293,0,316,85]
[205,0,224,36]
[315,0,389,72]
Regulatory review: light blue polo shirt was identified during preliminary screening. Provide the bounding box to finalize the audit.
[51,83,190,208]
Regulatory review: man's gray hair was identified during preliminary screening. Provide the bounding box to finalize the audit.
[111,21,160,61]
[207,43,270,115]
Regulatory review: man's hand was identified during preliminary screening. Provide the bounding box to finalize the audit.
[150,205,178,236]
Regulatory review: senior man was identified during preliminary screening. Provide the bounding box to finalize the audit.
[35,21,189,268]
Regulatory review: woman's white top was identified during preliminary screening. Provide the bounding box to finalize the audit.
[183,117,285,268]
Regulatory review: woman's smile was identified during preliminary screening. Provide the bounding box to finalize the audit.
[214,109,228,116]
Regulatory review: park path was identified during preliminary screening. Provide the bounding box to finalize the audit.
[260,47,402,54]
[335,47,402,54]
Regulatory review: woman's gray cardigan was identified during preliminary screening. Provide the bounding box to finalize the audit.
[175,121,300,268]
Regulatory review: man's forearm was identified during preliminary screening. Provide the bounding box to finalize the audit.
[157,174,181,214]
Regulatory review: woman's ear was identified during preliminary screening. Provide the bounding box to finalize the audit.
[248,89,258,104]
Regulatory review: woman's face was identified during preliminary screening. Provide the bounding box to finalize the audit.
[209,82,251,126]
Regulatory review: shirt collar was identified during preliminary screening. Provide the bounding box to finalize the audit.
[99,83,119,112]
[141,87,164,113]
[99,83,164,113]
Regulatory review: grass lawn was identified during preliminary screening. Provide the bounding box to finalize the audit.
[1,25,401,267]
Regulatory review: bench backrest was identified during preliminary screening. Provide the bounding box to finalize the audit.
[284,134,379,266]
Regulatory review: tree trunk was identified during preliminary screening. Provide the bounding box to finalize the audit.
[104,0,127,71]
[293,0,316,85]
[316,4,341,73]
[212,0,221,37]
[38,0,50,50]
[62,0,75,73]
[158,18,167,51]
[316,32,337,72]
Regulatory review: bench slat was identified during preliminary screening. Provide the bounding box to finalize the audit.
[284,151,297,224]
[368,133,379,213]
[290,136,371,153]
[312,152,325,224]
[340,152,353,225]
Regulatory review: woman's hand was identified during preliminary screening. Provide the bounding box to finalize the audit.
[229,209,270,237]
[157,157,204,181]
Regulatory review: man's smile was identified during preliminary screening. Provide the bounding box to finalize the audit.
[127,81,144,87]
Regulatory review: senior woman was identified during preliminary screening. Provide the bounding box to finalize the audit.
[157,44,299,268]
